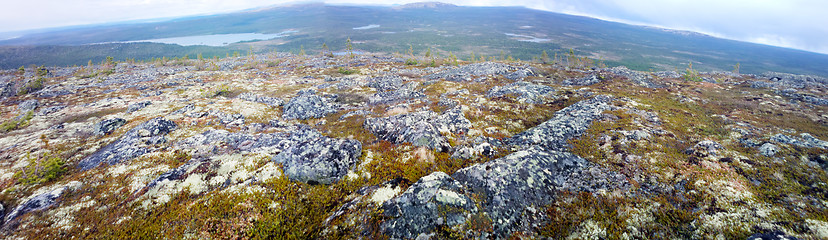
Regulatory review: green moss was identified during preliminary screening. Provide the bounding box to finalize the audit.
[1,110,34,132]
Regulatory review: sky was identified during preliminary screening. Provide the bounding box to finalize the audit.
[1,0,826,54]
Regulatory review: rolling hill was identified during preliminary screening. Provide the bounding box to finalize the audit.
[1,2,827,76]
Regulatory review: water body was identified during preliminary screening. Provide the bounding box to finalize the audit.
[353,24,380,30]
[123,31,296,46]
[504,33,551,43]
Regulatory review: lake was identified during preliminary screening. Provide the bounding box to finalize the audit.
[123,31,296,46]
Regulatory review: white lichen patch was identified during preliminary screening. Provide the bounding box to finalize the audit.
[806,219,828,239]
[129,164,171,192]
[49,196,96,230]
[371,184,402,204]
[567,220,607,240]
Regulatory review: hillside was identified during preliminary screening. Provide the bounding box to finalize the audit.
[2,3,828,76]
[0,51,826,239]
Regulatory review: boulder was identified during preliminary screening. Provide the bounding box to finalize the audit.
[126,101,152,113]
[772,133,828,149]
[238,93,284,107]
[272,135,362,185]
[426,62,518,82]
[78,117,177,170]
[562,75,603,86]
[364,111,451,152]
[3,181,82,228]
[368,82,425,105]
[486,82,556,104]
[367,75,404,92]
[17,99,39,113]
[92,118,126,136]
[686,140,724,157]
[507,95,615,150]
[746,231,801,240]
[759,143,780,157]
[381,172,477,239]
[282,89,338,120]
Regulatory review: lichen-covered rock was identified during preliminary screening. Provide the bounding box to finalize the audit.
[282,89,338,120]
[368,82,425,105]
[127,101,152,113]
[759,143,780,157]
[381,96,632,238]
[603,66,662,88]
[746,231,801,240]
[92,118,126,136]
[177,126,314,156]
[486,81,556,104]
[504,67,539,80]
[17,99,39,113]
[78,117,177,170]
[381,172,477,239]
[434,106,472,135]
[238,93,284,107]
[772,133,828,149]
[3,181,82,228]
[364,111,451,152]
[451,146,589,234]
[272,135,362,185]
[367,75,404,92]
[686,140,724,157]
[426,62,518,82]
[507,95,615,150]
[562,75,603,86]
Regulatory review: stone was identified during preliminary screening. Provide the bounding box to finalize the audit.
[425,62,518,82]
[434,106,472,135]
[282,89,338,120]
[381,172,477,239]
[127,101,152,113]
[3,181,82,228]
[381,96,631,238]
[176,126,315,156]
[562,75,603,86]
[238,93,284,107]
[272,135,362,185]
[92,118,126,136]
[369,82,425,105]
[364,111,451,152]
[36,106,65,116]
[758,143,780,157]
[486,81,556,104]
[686,140,724,157]
[507,95,615,150]
[78,117,177,170]
[746,231,801,240]
[367,75,404,92]
[17,99,39,113]
[504,67,540,80]
[772,133,828,149]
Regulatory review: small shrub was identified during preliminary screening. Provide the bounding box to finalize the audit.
[337,67,358,75]
[1,110,34,132]
[405,59,418,66]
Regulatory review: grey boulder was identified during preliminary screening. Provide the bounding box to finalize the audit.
[92,118,126,136]
[272,135,362,185]
[282,89,338,120]
[78,117,177,170]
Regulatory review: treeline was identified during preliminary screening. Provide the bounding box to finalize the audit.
[0,43,239,69]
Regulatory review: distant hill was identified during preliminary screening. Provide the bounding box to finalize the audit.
[1,2,827,76]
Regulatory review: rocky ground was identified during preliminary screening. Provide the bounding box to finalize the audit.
[0,52,826,239]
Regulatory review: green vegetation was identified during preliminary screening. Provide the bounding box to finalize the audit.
[1,110,33,132]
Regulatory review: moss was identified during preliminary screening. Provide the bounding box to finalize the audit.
[1,110,34,132]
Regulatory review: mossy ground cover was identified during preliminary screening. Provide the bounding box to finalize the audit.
[1,54,826,239]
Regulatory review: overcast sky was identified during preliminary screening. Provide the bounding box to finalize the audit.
[2,0,826,54]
